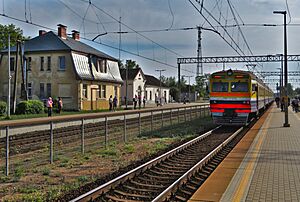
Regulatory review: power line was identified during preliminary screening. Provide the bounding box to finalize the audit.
[89,2,185,57]
[0,12,195,74]
[167,0,174,29]
[285,0,292,24]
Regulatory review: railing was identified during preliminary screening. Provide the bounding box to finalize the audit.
[0,104,210,176]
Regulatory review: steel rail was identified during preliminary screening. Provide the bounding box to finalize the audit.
[152,126,243,202]
[70,125,221,202]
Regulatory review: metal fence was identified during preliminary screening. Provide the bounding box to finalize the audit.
[0,104,210,176]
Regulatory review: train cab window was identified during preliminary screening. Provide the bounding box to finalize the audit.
[212,82,228,92]
[231,82,248,92]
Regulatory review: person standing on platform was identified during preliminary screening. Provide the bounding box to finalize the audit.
[113,95,118,111]
[47,97,53,117]
[109,95,113,111]
[58,97,63,114]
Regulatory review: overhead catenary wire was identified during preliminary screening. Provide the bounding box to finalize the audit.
[167,0,174,30]
[0,12,195,74]
[89,2,185,58]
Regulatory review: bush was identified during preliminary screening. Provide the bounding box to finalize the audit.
[16,100,44,114]
[0,101,6,115]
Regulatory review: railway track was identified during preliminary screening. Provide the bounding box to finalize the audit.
[69,125,245,202]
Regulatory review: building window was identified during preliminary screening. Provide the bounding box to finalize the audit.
[28,82,33,99]
[10,57,15,71]
[40,83,45,98]
[27,57,32,71]
[98,59,107,73]
[47,56,51,71]
[46,83,51,97]
[145,90,148,100]
[150,91,152,100]
[114,86,118,97]
[59,56,66,71]
[40,57,44,71]
[83,84,87,98]
[97,85,101,98]
[101,85,106,98]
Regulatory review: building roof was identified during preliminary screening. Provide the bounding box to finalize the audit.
[1,31,117,61]
[145,74,168,88]
[119,68,142,80]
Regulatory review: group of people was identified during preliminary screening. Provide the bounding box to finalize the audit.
[133,95,146,109]
[291,97,300,113]
[109,95,118,111]
[275,96,299,113]
[46,97,63,117]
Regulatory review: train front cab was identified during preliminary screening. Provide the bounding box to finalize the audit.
[209,71,253,125]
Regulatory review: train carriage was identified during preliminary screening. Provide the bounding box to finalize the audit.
[209,69,273,125]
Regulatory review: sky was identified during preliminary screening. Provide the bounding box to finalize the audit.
[1,0,300,90]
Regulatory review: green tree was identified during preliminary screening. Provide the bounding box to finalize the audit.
[294,87,300,95]
[0,24,29,50]
[287,83,294,97]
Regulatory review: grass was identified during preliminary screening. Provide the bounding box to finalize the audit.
[124,144,135,153]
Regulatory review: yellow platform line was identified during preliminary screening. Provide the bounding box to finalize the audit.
[231,111,273,201]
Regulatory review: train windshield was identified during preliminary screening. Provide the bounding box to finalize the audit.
[231,82,249,92]
[212,82,229,92]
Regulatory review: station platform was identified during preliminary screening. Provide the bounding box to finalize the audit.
[189,104,300,201]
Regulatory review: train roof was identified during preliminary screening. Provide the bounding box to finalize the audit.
[210,69,273,93]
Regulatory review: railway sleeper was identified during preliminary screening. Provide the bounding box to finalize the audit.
[173,195,188,202]
[122,184,160,193]
[112,189,153,201]
[154,166,185,174]
[158,163,187,171]
[103,194,146,202]
[177,188,193,197]
[137,176,169,185]
[143,172,178,181]
[129,179,164,189]
[149,168,183,177]
[164,161,190,169]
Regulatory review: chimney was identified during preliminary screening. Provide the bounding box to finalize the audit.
[39,30,47,36]
[57,24,67,39]
[72,30,80,41]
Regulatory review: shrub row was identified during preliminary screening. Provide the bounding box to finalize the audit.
[16,100,44,115]
[0,101,6,115]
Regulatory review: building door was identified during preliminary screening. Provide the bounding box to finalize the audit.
[91,88,97,110]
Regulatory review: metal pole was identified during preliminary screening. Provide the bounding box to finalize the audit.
[124,114,127,142]
[178,63,181,103]
[105,116,108,148]
[178,108,180,123]
[170,109,172,125]
[161,110,163,127]
[155,69,166,106]
[125,62,128,109]
[139,112,141,136]
[50,122,53,164]
[5,126,9,176]
[151,111,153,132]
[7,34,11,118]
[283,12,289,127]
[81,118,85,154]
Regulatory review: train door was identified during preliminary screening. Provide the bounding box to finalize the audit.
[254,84,259,111]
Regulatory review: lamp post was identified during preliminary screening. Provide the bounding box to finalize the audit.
[155,69,166,106]
[183,75,192,103]
[273,10,290,127]
[276,68,281,98]
[7,33,11,118]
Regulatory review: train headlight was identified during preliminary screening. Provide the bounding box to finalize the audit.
[227,69,233,76]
